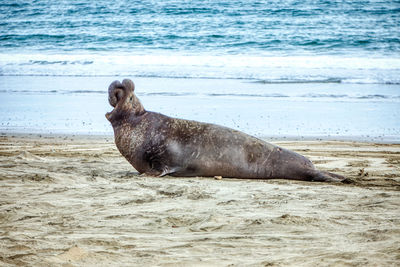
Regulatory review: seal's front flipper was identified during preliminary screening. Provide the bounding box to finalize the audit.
[158,166,181,177]
[142,166,180,177]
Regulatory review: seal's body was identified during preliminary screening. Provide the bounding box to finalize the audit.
[106,79,343,182]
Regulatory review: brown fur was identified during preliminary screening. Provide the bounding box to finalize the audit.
[106,79,344,182]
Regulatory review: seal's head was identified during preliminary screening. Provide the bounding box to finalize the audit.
[106,79,145,122]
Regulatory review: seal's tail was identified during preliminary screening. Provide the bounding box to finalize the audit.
[310,170,346,182]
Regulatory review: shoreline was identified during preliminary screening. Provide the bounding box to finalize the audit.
[2,132,400,145]
[1,75,400,143]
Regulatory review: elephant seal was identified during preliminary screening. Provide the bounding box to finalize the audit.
[106,79,344,182]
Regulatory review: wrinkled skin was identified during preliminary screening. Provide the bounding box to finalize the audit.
[106,79,344,182]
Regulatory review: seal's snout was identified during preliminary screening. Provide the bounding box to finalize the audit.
[106,80,125,122]
[106,79,145,122]
[108,79,136,108]
[108,80,125,108]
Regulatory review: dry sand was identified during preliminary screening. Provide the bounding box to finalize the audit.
[0,134,399,266]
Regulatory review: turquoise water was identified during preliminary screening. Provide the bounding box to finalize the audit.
[1,0,399,54]
[1,0,399,83]
[0,0,399,140]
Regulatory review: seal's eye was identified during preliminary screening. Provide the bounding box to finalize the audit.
[129,96,133,101]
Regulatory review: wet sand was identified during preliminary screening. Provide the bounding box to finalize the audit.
[0,134,399,266]
[2,75,400,142]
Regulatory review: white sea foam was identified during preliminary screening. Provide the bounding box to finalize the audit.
[1,52,399,84]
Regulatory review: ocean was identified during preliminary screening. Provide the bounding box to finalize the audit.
[0,0,399,141]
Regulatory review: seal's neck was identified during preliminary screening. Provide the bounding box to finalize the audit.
[107,108,147,128]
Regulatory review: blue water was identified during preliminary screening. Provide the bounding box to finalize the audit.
[1,0,399,82]
[0,0,399,140]
[1,0,400,54]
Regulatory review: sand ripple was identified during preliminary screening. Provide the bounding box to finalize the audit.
[0,135,399,266]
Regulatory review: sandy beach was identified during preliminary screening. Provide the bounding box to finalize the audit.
[2,1,400,266]
[0,134,399,266]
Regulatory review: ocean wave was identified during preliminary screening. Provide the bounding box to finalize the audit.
[1,0,399,54]
[207,93,400,100]
[27,60,93,65]
[1,53,400,85]
[143,92,193,97]
[1,89,399,101]
[253,78,342,84]
[208,93,289,98]
[0,89,106,95]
